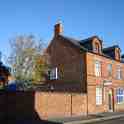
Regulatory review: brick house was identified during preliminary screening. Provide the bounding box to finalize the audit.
[46,22,124,115]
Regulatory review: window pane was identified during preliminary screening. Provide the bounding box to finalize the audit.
[116,66,122,80]
[49,67,58,80]
[116,88,124,104]
[108,64,112,76]
[96,87,102,105]
[95,61,101,77]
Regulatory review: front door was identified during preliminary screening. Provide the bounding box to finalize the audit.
[108,89,113,112]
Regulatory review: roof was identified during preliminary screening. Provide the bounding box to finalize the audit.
[59,35,88,51]
[59,35,104,52]
[56,35,123,62]
[80,35,102,44]
[103,45,120,52]
[60,35,81,48]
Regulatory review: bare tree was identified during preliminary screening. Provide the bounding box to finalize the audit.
[7,35,49,83]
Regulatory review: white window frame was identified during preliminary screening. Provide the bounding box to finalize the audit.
[116,88,124,104]
[96,87,103,105]
[95,60,101,77]
[49,67,58,80]
[107,64,112,76]
[116,66,122,80]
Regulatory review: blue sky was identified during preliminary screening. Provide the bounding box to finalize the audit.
[0,0,124,64]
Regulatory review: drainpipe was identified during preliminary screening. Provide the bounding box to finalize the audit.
[86,87,88,116]
[112,88,115,112]
[70,93,72,116]
[85,53,88,116]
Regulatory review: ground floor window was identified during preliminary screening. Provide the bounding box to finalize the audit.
[96,87,102,105]
[116,88,124,104]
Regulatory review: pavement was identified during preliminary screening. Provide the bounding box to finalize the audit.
[2,112,124,124]
[48,112,124,124]
[89,117,124,124]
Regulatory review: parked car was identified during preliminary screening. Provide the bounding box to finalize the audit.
[6,80,16,91]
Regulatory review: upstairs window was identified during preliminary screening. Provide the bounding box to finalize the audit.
[94,42,100,53]
[93,40,102,54]
[48,67,58,80]
[116,66,122,80]
[95,60,101,77]
[96,87,103,105]
[107,64,112,77]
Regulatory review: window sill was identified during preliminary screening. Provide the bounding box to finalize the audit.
[96,104,102,106]
[117,102,124,105]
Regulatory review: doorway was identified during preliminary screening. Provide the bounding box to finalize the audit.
[108,89,114,112]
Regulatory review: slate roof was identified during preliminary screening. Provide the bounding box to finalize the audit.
[79,35,102,44]
[59,35,88,51]
[103,45,120,52]
[60,35,101,52]
[58,35,123,62]
[60,35,102,49]
[60,35,81,48]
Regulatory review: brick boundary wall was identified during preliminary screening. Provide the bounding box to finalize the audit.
[0,91,87,120]
[0,91,124,121]
[35,92,87,119]
[0,92,6,120]
[0,91,36,121]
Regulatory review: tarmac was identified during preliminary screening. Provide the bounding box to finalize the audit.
[48,112,124,124]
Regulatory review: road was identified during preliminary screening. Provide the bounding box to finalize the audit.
[86,117,124,124]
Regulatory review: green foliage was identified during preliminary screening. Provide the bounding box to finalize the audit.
[32,55,49,82]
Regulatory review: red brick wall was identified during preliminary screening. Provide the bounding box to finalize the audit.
[0,91,87,120]
[47,36,85,84]
[0,90,124,121]
[35,92,87,119]
[86,52,124,113]
[86,52,124,85]
[0,93,6,120]
[0,92,36,121]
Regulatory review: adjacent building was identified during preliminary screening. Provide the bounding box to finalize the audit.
[0,61,11,87]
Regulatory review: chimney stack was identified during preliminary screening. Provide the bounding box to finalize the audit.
[54,20,63,37]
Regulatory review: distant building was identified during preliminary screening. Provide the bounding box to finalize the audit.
[0,61,11,87]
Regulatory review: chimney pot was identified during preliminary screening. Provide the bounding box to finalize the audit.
[54,21,63,36]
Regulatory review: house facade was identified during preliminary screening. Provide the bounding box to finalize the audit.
[46,22,124,116]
